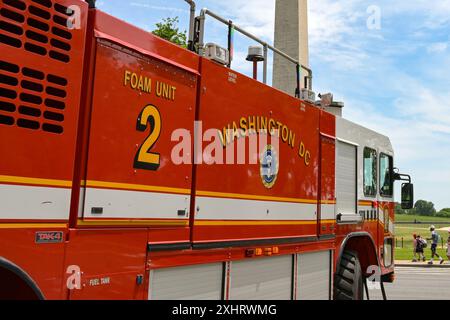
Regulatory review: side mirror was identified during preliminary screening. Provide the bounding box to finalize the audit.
[401,183,414,210]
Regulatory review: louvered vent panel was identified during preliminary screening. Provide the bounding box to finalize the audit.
[0,0,73,63]
[0,59,66,134]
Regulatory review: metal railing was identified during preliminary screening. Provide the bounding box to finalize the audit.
[395,238,446,249]
[190,7,312,91]
[184,0,196,50]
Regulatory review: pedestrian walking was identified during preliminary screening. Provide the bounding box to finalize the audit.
[416,235,426,262]
[446,230,450,263]
[412,234,418,262]
[427,225,444,265]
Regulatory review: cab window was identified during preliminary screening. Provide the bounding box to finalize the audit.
[380,153,393,197]
[363,147,377,197]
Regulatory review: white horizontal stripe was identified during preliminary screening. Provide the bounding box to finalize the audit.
[0,184,70,220]
[83,188,190,219]
[195,196,317,221]
[320,204,335,220]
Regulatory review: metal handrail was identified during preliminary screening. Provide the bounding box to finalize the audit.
[196,8,312,90]
[184,0,196,50]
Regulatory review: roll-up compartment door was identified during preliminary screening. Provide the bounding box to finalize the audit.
[149,263,223,300]
[336,141,357,215]
[297,251,331,300]
[229,256,292,300]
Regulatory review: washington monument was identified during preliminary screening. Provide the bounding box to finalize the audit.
[273,0,309,96]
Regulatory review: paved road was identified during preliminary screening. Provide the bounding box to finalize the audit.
[367,267,450,300]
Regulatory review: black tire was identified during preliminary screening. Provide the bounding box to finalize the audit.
[334,250,364,300]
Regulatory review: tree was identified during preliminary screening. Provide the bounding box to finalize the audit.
[436,211,450,218]
[395,203,406,215]
[436,208,450,218]
[414,200,436,216]
[395,202,415,215]
[152,17,187,48]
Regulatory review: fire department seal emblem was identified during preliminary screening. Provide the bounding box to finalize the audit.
[260,145,279,189]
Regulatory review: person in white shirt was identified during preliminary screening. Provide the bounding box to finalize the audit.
[427,225,444,265]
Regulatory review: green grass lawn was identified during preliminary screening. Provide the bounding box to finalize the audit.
[395,224,449,246]
[395,214,450,260]
[396,214,450,223]
[395,247,449,261]
[395,214,450,250]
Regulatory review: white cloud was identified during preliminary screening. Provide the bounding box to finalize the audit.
[309,0,380,73]
[383,0,450,30]
[129,2,188,13]
[210,0,276,41]
[427,42,448,53]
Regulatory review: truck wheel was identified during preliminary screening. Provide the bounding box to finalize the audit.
[334,250,364,300]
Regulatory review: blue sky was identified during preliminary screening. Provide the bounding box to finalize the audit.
[97,0,450,210]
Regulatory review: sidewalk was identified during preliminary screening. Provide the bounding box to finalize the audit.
[396,260,450,268]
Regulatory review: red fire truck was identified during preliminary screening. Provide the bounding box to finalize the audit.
[0,0,413,300]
